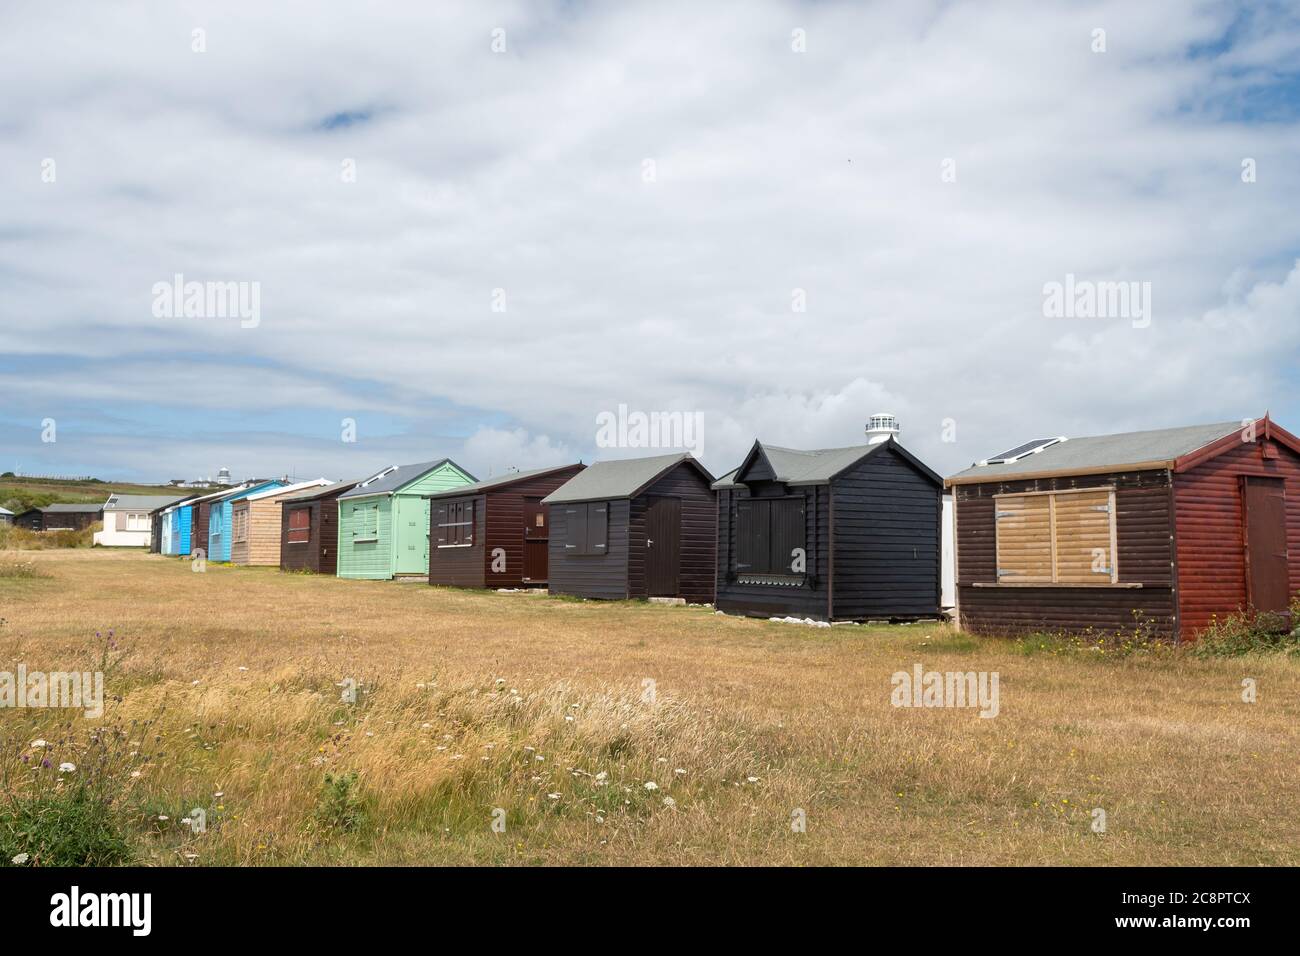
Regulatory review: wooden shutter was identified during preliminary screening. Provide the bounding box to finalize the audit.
[994,494,1053,583]
[734,499,755,571]
[1052,490,1115,583]
[435,503,450,546]
[288,508,310,543]
[565,506,587,552]
[587,503,607,554]
[768,498,806,574]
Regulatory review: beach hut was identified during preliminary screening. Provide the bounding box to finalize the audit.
[426,464,586,589]
[14,504,103,532]
[336,460,477,579]
[229,479,332,566]
[279,480,362,575]
[94,494,185,547]
[0,507,14,526]
[542,453,715,603]
[713,420,944,622]
[946,415,1300,641]
[207,480,285,562]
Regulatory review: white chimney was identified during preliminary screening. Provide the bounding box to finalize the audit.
[865,413,900,444]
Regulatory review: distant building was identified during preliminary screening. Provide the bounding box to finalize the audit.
[94,494,187,547]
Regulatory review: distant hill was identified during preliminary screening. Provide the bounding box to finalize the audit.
[0,474,188,514]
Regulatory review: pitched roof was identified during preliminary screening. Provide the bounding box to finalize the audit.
[103,494,187,511]
[277,479,363,503]
[42,503,104,513]
[242,478,333,502]
[946,421,1243,484]
[425,464,584,500]
[715,438,942,488]
[339,459,474,499]
[0,507,13,516]
[541,453,712,504]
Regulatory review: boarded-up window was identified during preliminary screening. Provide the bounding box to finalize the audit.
[437,499,474,547]
[232,509,248,543]
[563,502,607,555]
[995,488,1116,584]
[734,496,805,575]
[287,508,310,544]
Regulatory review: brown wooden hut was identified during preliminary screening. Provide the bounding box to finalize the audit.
[425,464,585,589]
[279,479,361,574]
[946,416,1300,641]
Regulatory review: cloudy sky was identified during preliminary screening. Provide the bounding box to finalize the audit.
[2,0,1298,485]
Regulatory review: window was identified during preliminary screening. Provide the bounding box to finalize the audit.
[994,487,1117,585]
[734,497,806,577]
[232,509,249,543]
[351,502,379,541]
[436,499,475,548]
[126,512,149,531]
[287,508,311,544]
[563,502,608,555]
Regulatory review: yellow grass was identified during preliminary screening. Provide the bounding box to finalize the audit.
[2,549,1297,866]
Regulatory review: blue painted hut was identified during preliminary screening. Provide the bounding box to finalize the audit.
[207,480,284,562]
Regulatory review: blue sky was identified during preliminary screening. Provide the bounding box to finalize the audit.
[1,0,1298,484]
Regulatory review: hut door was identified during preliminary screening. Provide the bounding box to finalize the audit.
[645,496,681,596]
[523,497,549,584]
[1242,476,1289,614]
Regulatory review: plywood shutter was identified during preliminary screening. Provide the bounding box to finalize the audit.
[565,506,586,551]
[769,498,805,573]
[995,494,1053,583]
[734,499,755,571]
[1053,489,1114,583]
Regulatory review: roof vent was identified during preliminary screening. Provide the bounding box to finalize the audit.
[866,413,899,445]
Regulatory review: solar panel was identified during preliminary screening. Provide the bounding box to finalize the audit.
[980,437,1065,465]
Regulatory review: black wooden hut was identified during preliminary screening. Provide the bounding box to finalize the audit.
[714,438,943,621]
[542,453,715,603]
[425,464,586,589]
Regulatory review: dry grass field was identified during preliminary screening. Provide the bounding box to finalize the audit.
[1,548,1297,866]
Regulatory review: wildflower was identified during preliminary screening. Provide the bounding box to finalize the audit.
[58,762,76,773]
[158,815,169,822]
[643,781,658,791]
[663,797,676,807]
[674,769,686,776]
[595,771,608,781]
[547,793,561,800]
[746,776,759,783]
[30,740,47,749]
[12,853,29,865]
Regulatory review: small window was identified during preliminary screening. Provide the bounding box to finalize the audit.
[232,509,248,543]
[563,503,607,555]
[287,508,311,544]
[436,499,475,548]
[994,488,1117,584]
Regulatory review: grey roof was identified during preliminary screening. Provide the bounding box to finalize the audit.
[278,479,362,503]
[0,507,12,516]
[426,464,582,500]
[714,439,927,488]
[542,453,710,504]
[42,503,104,513]
[104,494,187,511]
[947,421,1241,483]
[338,459,475,499]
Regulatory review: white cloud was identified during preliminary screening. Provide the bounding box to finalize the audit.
[1,0,1298,482]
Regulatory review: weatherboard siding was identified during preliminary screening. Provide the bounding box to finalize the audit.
[955,469,1177,638]
[626,462,716,603]
[1173,436,1300,637]
[715,484,828,618]
[337,497,392,579]
[548,499,632,600]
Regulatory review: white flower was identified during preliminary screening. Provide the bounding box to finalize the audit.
[29,740,47,749]
[58,762,76,773]
[130,770,142,778]
[674,768,687,775]
[643,781,658,791]
[663,797,676,807]
[213,791,224,798]
[11,853,29,865]
[747,776,759,783]
[547,793,561,800]
[157,815,169,821]
[595,771,608,781]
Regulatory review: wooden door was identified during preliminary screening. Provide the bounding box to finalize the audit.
[644,496,681,596]
[523,497,549,583]
[1242,476,1289,614]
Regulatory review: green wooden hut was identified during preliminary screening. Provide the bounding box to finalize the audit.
[336,459,476,579]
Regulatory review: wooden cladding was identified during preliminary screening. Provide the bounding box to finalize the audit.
[734,497,805,576]
[995,487,1117,585]
[232,508,249,544]
[436,499,474,548]
[563,502,608,555]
